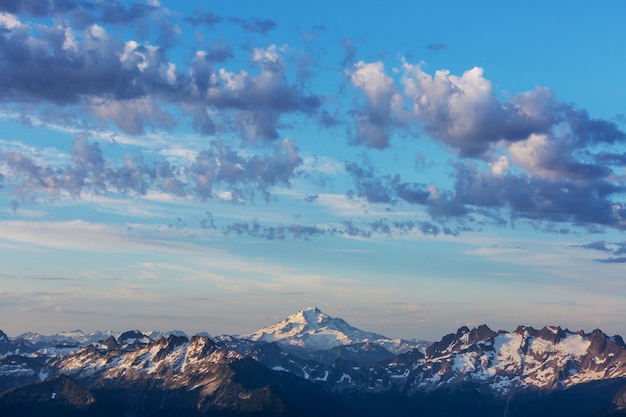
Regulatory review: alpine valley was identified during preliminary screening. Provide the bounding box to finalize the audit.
[2,307,626,417]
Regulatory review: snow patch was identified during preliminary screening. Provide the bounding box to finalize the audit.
[559,334,590,356]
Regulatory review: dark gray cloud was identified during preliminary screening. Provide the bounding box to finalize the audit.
[374,218,460,237]
[202,41,234,63]
[341,220,371,238]
[222,219,328,240]
[426,43,447,53]
[575,240,626,263]
[576,240,610,252]
[187,12,222,27]
[596,257,626,264]
[345,161,395,204]
[593,151,626,166]
[0,0,79,16]
[229,17,276,34]
[96,2,158,25]
[345,159,430,206]
[345,155,625,230]
[433,162,625,228]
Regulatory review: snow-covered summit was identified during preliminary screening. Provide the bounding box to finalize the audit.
[241,307,414,352]
[18,330,119,347]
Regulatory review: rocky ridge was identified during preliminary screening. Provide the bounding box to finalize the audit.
[3,309,626,416]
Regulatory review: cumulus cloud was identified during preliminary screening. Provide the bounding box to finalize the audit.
[343,58,626,231]
[186,44,321,142]
[0,12,320,140]
[400,65,558,157]
[348,60,560,155]
[347,61,404,148]
[2,5,626,239]
[348,59,625,162]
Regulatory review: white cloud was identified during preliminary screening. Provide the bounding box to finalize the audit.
[0,12,21,29]
[509,134,553,178]
[489,155,510,177]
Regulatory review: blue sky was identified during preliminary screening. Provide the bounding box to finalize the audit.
[1,0,626,341]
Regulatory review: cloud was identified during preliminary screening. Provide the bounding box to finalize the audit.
[347,61,403,148]
[2,7,626,238]
[345,158,431,206]
[596,257,626,264]
[188,138,302,201]
[344,59,626,231]
[344,154,625,230]
[187,44,322,142]
[0,136,302,202]
[222,219,329,240]
[229,17,276,34]
[89,97,176,135]
[371,218,459,237]
[0,1,159,26]
[426,43,447,53]
[348,61,560,155]
[348,59,626,163]
[0,14,320,140]
[187,12,222,27]
[576,240,611,252]
[575,240,626,263]
[436,162,625,227]
[201,40,234,63]
[400,65,559,157]
[341,37,357,67]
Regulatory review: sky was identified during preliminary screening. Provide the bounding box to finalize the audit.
[1,0,626,341]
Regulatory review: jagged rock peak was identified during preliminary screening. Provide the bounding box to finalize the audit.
[165,333,189,346]
[117,330,152,345]
[101,335,120,350]
[426,325,495,358]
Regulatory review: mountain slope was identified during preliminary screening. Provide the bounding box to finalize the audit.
[40,334,349,417]
[4,311,626,416]
[241,307,423,353]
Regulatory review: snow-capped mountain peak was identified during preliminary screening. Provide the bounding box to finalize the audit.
[242,307,404,352]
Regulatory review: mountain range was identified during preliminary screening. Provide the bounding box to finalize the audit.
[2,307,626,416]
